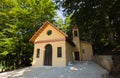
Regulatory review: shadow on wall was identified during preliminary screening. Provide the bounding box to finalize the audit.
[93,55,120,78]
[93,55,113,71]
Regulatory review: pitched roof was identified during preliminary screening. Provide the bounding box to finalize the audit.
[29,21,75,46]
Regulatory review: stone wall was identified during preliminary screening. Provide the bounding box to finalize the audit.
[93,55,113,71]
[109,55,120,78]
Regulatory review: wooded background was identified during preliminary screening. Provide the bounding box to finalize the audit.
[0,0,120,73]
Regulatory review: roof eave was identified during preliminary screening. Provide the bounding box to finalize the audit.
[29,21,69,43]
[66,37,76,46]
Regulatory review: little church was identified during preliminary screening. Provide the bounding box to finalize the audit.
[29,21,93,67]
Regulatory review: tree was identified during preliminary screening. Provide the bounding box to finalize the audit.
[0,0,56,71]
[55,0,120,54]
[54,15,72,39]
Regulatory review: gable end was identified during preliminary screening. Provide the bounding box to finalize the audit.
[29,21,68,43]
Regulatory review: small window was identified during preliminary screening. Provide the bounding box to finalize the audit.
[74,31,78,36]
[82,49,85,54]
[57,47,62,57]
[36,49,40,58]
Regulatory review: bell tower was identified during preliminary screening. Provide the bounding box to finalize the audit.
[72,25,81,61]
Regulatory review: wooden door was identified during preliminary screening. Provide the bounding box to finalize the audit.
[44,44,52,66]
[74,52,80,61]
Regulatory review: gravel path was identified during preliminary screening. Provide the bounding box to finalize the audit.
[0,61,108,78]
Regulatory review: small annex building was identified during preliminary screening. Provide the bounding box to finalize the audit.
[29,21,93,67]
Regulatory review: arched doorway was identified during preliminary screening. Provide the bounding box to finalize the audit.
[44,44,52,66]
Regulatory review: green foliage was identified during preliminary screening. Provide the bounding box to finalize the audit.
[54,15,72,37]
[0,0,56,71]
[55,0,120,54]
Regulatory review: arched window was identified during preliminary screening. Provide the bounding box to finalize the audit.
[74,31,78,36]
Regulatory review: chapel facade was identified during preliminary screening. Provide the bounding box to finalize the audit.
[29,21,93,67]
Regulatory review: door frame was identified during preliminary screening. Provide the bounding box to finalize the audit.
[74,51,80,61]
[44,44,52,66]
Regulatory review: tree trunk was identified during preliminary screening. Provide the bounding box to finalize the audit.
[104,14,116,46]
[18,51,22,67]
[14,62,16,70]
[101,0,116,46]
